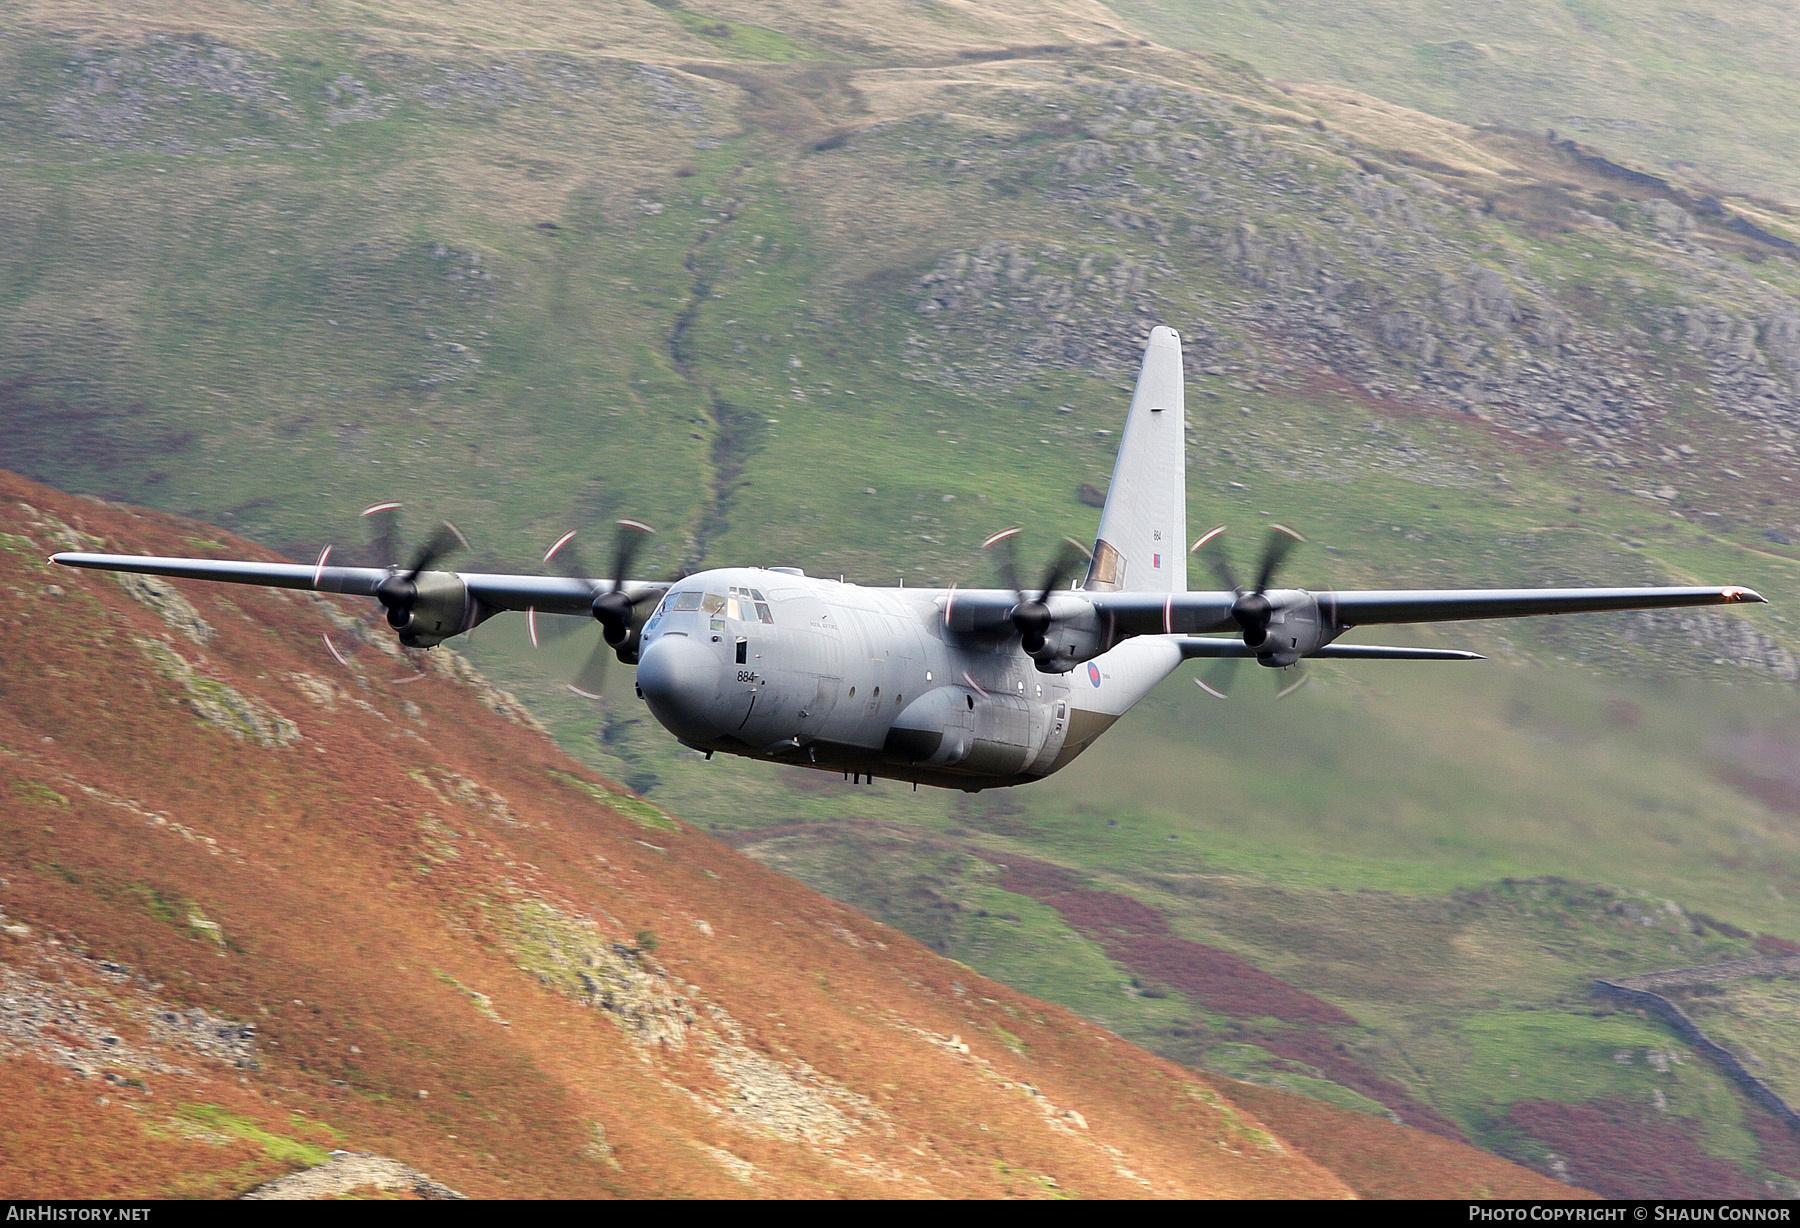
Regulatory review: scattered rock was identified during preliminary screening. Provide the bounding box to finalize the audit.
[134,636,300,747]
[113,572,215,644]
[240,1152,464,1200]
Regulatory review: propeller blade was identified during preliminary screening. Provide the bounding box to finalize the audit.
[569,635,611,700]
[544,528,581,567]
[982,526,1026,596]
[403,521,467,582]
[312,545,332,590]
[1035,537,1093,603]
[322,632,351,669]
[534,610,590,645]
[1252,523,1305,595]
[1274,665,1309,700]
[361,501,402,570]
[1191,525,1239,593]
[1195,656,1239,699]
[611,519,655,593]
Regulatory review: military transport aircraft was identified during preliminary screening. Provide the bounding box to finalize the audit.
[54,327,1767,791]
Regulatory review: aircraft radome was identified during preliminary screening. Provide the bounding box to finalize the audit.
[54,327,1768,792]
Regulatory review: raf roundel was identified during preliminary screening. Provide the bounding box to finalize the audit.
[1087,662,1102,688]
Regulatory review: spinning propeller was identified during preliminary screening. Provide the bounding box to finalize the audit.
[1190,523,1310,699]
[982,526,1092,654]
[533,519,658,700]
[312,501,466,677]
[361,501,468,630]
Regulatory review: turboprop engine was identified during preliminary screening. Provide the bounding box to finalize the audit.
[355,506,480,649]
[1244,590,1334,667]
[979,527,1105,675]
[1024,594,1107,673]
[379,569,474,649]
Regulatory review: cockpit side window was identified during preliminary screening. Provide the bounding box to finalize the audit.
[725,586,777,624]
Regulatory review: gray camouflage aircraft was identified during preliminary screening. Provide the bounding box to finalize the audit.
[54,327,1767,791]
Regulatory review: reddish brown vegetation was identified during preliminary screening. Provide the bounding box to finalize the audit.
[1255,1030,1467,1142]
[1718,765,1800,820]
[0,473,1568,1198]
[1747,1106,1800,1181]
[1507,1098,1759,1199]
[984,856,1469,1142]
[991,856,1354,1026]
[1226,1081,1586,1199]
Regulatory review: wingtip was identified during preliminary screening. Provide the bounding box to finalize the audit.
[1725,586,1768,604]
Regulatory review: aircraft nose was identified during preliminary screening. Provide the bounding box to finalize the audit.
[635,634,725,742]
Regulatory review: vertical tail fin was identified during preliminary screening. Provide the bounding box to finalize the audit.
[1083,326,1186,594]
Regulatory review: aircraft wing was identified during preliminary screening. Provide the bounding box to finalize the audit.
[1315,585,1765,625]
[48,551,665,616]
[1091,584,1764,635]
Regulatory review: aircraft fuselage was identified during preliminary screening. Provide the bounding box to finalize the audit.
[633,566,1180,791]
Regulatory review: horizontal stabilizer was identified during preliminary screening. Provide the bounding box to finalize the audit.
[1312,644,1485,661]
[1177,637,1483,661]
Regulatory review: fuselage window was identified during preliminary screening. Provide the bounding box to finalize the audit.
[670,591,703,612]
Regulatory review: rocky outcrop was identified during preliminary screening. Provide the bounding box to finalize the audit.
[241,1153,463,1200]
[903,79,1800,541]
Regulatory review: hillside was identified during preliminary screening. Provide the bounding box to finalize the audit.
[0,473,1574,1198]
[3,0,1800,1198]
[1109,0,1800,205]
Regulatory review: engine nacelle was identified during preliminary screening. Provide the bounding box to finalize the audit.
[1255,591,1338,667]
[607,596,657,665]
[1029,595,1107,674]
[392,571,472,649]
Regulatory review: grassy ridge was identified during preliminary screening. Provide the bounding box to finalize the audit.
[1108,0,1800,203]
